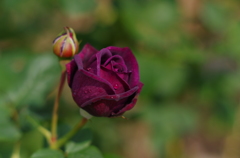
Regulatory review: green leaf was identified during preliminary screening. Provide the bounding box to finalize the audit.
[65,128,92,154]
[7,53,60,107]
[30,149,65,158]
[0,104,12,121]
[68,146,103,158]
[0,50,33,94]
[0,119,21,142]
[65,141,91,154]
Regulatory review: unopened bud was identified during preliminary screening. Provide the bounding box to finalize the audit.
[53,27,79,58]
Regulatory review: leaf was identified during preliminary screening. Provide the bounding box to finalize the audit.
[0,104,12,121]
[65,141,91,154]
[65,128,92,154]
[68,146,103,158]
[0,50,33,94]
[30,149,65,158]
[7,53,60,107]
[0,119,21,142]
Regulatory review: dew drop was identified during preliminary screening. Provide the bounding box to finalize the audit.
[84,90,88,94]
[86,67,91,71]
[113,84,118,90]
[73,92,77,96]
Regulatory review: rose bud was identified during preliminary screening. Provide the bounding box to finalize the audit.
[66,44,143,117]
[53,27,79,58]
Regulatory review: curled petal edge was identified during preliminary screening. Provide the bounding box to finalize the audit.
[80,86,140,108]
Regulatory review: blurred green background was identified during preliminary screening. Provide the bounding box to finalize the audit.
[1,0,240,157]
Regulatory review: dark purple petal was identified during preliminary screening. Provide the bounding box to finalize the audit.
[79,43,98,66]
[100,66,130,94]
[103,55,127,72]
[71,69,115,107]
[116,71,130,83]
[112,97,137,116]
[112,82,143,116]
[74,53,83,69]
[66,59,77,87]
[106,47,140,88]
[81,86,139,117]
[137,82,144,93]
[85,48,112,75]
[111,60,127,73]
[96,48,112,76]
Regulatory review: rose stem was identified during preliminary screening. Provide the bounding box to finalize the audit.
[54,118,88,149]
[51,61,68,148]
[11,141,20,158]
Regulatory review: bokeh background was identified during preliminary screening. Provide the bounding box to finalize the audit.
[1,0,240,158]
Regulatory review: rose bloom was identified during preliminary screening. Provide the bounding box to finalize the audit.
[66,44,143,117]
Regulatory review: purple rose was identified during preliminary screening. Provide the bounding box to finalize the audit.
[66,44,143,117]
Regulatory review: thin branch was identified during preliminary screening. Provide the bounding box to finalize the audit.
[51,69,67,143]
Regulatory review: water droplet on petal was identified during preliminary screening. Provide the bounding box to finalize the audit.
[87,68,91,71]
[84,90,88,94]
[113,84,118,90]
[73,92,77,96]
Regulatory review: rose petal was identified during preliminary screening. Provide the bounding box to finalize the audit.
[106,47,140,88]
[96,48,112,76]
[116,71,130,83]
[103,55,127,72]
[112,83,143,116]
[85,48,112,75]
[112,97,137,116]
[111,60,127,73]
[71,69,115,107]
[100,66,130,94]
[66,59,77,87]
[81,86,139,117]
[79,43,98,66]
[74,53,83,69]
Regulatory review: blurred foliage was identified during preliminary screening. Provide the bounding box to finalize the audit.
[1,0,240,158]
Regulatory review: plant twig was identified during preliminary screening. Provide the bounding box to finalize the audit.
[11,141,20,158]
[51,69,66,144]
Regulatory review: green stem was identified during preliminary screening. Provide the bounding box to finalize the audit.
[51,69,67,144]
[53,118,88,149]
[11,141,20,158]
[26,116,52,144]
